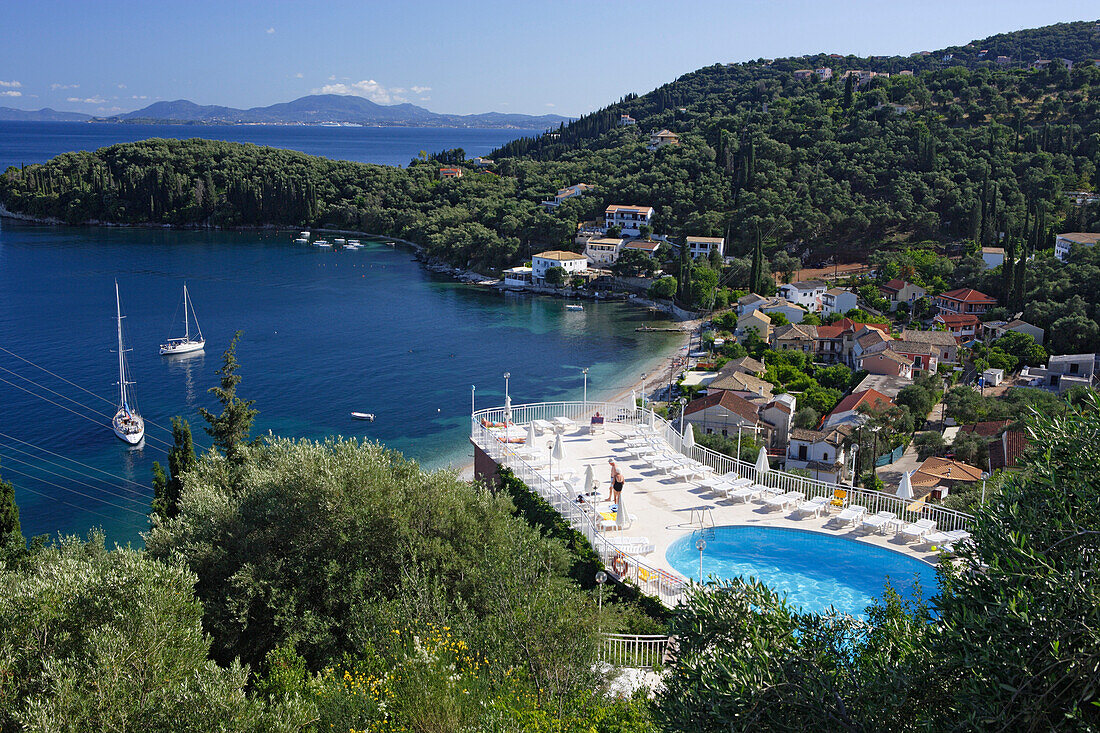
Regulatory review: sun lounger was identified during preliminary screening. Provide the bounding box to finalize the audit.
[942,530,973,552]
[598,513,637,531]
[764,491,804,510]
[835,504,866,526]
[670,466,696,482]
[899,518,937,541]
[861,511,897,534]
[728,484,763,503]
[796,495,831,517]
[610,536,655,555]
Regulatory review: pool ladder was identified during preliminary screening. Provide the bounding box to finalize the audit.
[688,506,716,535]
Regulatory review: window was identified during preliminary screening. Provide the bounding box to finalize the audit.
[1070,363,1080,374]
[798,445,807,460]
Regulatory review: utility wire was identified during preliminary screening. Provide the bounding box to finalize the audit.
[0,438,149,496]
[0,450,150,508]
[0,430,150,490]
[9,481,129,524]
[0,463,150,517]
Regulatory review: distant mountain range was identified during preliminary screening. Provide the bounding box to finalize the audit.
[0,95,572,129]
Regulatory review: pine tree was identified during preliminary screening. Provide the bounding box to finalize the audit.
[0,461,23,550]
[152,417,198,520]
[750,225,764,294]
[199,332,258,466]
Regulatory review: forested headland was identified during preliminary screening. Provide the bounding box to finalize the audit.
[3,21,1100,277]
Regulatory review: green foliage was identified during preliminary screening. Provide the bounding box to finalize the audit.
[815,363,853,392]
[944,384,1061,424]
[792,406,820,430]
[0,461,22,553]
[913,430,946,459]
[613,247,658,277]
[649,275,677,300]
[544,265,566,286]
[951,429,988,466]
[198,332,258,466]
[993,330,1047,367]
[768,311,789,326]
[696,431,762,463]
[151,416,197,521]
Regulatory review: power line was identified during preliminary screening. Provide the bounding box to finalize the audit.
[0,436,149,495]
[9,481,129,525]
[0,463,150,518]
[0,430,150,490]
[0,450,151,508]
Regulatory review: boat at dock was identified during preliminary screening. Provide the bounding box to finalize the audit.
[160,284,205,356]
[316,240,332,248]
[111,281,145,445]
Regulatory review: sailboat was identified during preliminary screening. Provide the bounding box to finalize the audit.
[160,284,205,355]
[112,282,145,445]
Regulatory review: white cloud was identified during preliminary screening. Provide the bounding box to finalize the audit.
[545,102,555,107]
[97,106,124,113]
[117,83,126,89]
[1,80,23,88]
[131,95,148,100]
[418,96,430,101]
[294,72,304,78]
[50,83,79,90]
[411,85,431,94]
[266,27,275,34]
[313,79,423,105]
[1,90,21,97]
[67,96,106,104]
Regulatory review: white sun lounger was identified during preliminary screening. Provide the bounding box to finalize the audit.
[728,484,763,503]
[899,518,937,541]
[942,530,973,552]
[835,504,867,526]
[796,495,831,517]
[861,511,898,534]
[609,536,655,555]
[764,491,804,509]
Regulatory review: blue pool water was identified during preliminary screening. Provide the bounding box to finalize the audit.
[666,525,937,617]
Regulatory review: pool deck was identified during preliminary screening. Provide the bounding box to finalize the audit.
[515,422,942,576]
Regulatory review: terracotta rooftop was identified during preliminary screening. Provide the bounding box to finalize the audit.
[938,288,996,304]
[911,457,983,486]
[534,250,586,261]
[901,329,957,346]
[829,388,894,416]
[959,420,1011,438]
[935,313,981,325]
[1057,232,1100,244]
[989,429,1028,470]
[684,390,760,423]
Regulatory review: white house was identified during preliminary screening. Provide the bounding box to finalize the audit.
[1055,232,1100,262]
[821,287,857,316]
[502,266,533,288]
[823,388,894,429]
[619,114,636,126]
[531,251,587,282]
[541,183,592,210]
[983,318,1044,346]
[604,205,654,237]
[777,280,827,312]
[685,236,725,259]
[647,130,680,151]
[583,237,624,266]
[786,425,853,483]
[981,247,1006,269]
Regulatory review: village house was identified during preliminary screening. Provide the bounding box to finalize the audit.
[989,428,1029,471]
[823,388,895,429]
[501,266,533,288]
[685,236,725,259]
[793,69,813,79]
[933,312,982,342]
[778,280,827,312]
[1067,191,1100,207]
[983,319,1044,345]
[995,55,1011,65]
[815,67,833,80]
[856,348,915,380]
[723,356,766,377]
[771,324,817,353]
[758,393,797,451]
[541,183,592,210]
[583,237,623,266]
[604,205,654,236]
[934,288,996,316]
[849,325,893,367]
[785,425,854,483]
[683,390,766,440]
[910,457,983,499]
[814,324,848,364]
[877,339,939,374]
[471,156,492,168]
[1020,353,1096,393]
[647,129,680,151]
[1054,232,1100,262]
[736,294,807,324]
[735,309,772,341]
[531,251,587,282]
[618,114,636,126]
[820,287,857,316]
[901,328,958,363]
[981,247,1006,269]
[853,373,912,399]
[439,167,462,179]
[705,368,773,400]
[621,240,660,258]
[879,279,927,311]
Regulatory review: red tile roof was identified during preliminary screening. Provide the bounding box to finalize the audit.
[684,390,760,423]
[934,313,981,326]
[937,288,996,304]
[829,388,894,416]
[815,325,845,338]
[989,429,1028,470]
[959,420,1011,437]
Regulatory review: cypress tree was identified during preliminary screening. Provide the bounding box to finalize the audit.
[0,461,22,551]
[843,74,854,109]
[151,417,198,521]
[199,332,258,467]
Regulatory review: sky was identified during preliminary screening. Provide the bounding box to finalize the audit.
[0,0,1096,118]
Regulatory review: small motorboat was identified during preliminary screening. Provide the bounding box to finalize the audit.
[351,412,375,421]
[335,238,346,245]
[316,240,332,248]
[566,304,584,311]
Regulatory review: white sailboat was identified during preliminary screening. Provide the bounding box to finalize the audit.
[160,284,205,356]
[112,282,145,445]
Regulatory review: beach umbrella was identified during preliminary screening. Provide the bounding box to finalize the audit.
[896,470,914,500]
[504,395,512,440]
[629,389,637,414]
[615,489,628,530]
[755,446,770,482]
[648,407,656,429]
[584,464,595,496]
[551,433,565,480]
[683,422,695,453]
[525,420,536,448]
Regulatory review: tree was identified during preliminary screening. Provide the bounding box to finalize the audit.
[792,407,820,430]
[198,332,258,466]
[613,248,657,277]
[914,431,946,459]
[993,331,1046,366]
[152,417,198,521]
[544,266,566,286]
[0,460,22,552]
[649,275,677,300]
[843,73,854,109]
[1049,313,1100,355]
[815,364,853,392]
[771,251,800,284]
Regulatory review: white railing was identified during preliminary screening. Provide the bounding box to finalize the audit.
[600,634,670,669]
[471,401,973,605]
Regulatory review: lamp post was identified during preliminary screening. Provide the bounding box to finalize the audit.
[503,372,511,403]
[582,367,589,409]
[678,397,687,435]
[640,372,648,407]
[695,535,707,582]
[471,385,475,416]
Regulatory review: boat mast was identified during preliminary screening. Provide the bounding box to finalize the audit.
[183,284,190,342]
[115,280,128,412]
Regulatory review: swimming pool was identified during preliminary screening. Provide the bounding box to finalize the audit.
[665,525,937,617]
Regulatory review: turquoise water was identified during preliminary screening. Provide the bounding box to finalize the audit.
[666,525,936,617]
[0,222,681,544]
[0,121,540,171]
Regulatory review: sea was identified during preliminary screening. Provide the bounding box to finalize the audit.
[0,124,681,545]
[0,121,541,171]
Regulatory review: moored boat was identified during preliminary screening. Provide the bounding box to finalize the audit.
[351,412,375,421]
[112,281,145,445]
[160,284,205,356]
